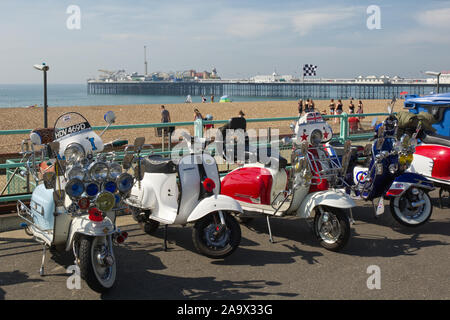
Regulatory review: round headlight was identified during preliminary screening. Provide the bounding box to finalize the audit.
[406,153,414,164]
[65,178,85,198]
[95,191,116,212]
[310,129,323,146]
[89,162,109,181]
[109,163,122,179]
[104,180,117,193]
[399,154,407,165]
[117,173,134,193]
[86,182,100,197]
[67,165,85,181]
[64,143,85,163]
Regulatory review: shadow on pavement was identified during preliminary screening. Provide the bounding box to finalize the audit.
[0,270,44,300]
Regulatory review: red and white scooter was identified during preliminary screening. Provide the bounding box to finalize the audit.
[406,130,450,207]
[220,112,355,251]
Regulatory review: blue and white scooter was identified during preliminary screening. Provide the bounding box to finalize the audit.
[17,111,136,292]
[343,99,435,227]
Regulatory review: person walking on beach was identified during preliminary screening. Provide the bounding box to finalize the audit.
[304,99,310,113]
[201,95,207,103]
[348,100,355,114]
[161,105,171,123]
[298,99,303,116]
[329,99,336,115]
[159,105,171,137]
[357,100,364,118]
[336,99,343,124]
[211,94,214,103]
[194,108,203,121]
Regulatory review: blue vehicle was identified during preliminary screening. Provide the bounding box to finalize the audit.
[343,101,435,227]
[404,92,450,137]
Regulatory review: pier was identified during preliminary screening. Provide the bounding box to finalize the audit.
[87,80,450,99]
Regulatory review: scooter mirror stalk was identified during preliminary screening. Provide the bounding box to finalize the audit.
[43,172,56,189]
[133,137,146,152]
[104,111,116,125]
[122,153,134,170]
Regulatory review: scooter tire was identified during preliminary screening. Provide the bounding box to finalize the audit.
[78,235,116,293]
[389,189,433,227]
[314,206,350,252]
[192,212,241,259]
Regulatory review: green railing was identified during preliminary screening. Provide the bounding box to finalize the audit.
[0,112,389,203]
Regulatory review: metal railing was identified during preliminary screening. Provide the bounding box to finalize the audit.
[0,112,390,203]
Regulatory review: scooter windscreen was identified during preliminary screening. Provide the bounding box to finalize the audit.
[53,112,104,160]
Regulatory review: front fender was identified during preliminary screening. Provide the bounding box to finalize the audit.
[393,172,434,190]
[386,172,434,198]
[297,190,356,219]
[65,216,115,251]
[187,195,243,223]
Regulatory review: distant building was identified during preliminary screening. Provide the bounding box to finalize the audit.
[250,72,294,83]
[426,72,450,84]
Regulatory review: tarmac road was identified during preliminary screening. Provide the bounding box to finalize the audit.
[0,191,449,300]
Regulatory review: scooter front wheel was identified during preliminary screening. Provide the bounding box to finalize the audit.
[192,212,241,259]
[78,235,117,293]
[314,206,350,252]
[390,188,433,227]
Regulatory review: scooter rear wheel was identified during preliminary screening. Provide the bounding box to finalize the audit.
[314,206,350,252]
[390,188,433,227]
[192,212,241,259]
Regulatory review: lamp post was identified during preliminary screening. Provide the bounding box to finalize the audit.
[33,63,49,128]
[425,71,441,94]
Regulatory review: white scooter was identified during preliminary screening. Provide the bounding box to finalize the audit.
[17,111,135,292]
[124,133,243,259]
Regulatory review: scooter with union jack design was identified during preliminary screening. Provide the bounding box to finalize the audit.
[220,112,355,251]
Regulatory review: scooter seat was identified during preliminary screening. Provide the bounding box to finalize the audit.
[143,155,177,174]
[422,133,450,147]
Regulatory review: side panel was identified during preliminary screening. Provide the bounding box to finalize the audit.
[407,153,433,177]
[297,190,355,219]
[29,184,55,231]
[177,154,201,222]
[221,166,273,205]
[415,145,450,180]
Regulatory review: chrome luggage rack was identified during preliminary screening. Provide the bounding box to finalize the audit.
[17,200,53,233]
[304,144,346,188]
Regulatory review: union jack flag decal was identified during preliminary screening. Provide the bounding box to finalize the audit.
[306,112,323,123]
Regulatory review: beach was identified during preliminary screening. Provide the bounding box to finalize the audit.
[0,99,397,154]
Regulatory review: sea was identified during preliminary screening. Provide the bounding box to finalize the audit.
[0,84,297,108]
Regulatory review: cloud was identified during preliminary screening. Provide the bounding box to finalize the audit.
[224,13,282,38]
[417,7,450,29]
[291,7,359,36]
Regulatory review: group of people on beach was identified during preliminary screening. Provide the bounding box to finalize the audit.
[160,104,246,135]
[297,98,365,132]
[297,98,364,117]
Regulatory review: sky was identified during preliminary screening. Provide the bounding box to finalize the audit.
[0,0,449,84]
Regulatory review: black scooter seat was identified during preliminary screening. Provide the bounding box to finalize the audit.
[143,155,177,174]
[422,133,450,148]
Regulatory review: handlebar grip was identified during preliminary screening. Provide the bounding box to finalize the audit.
[112,139,128,147]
